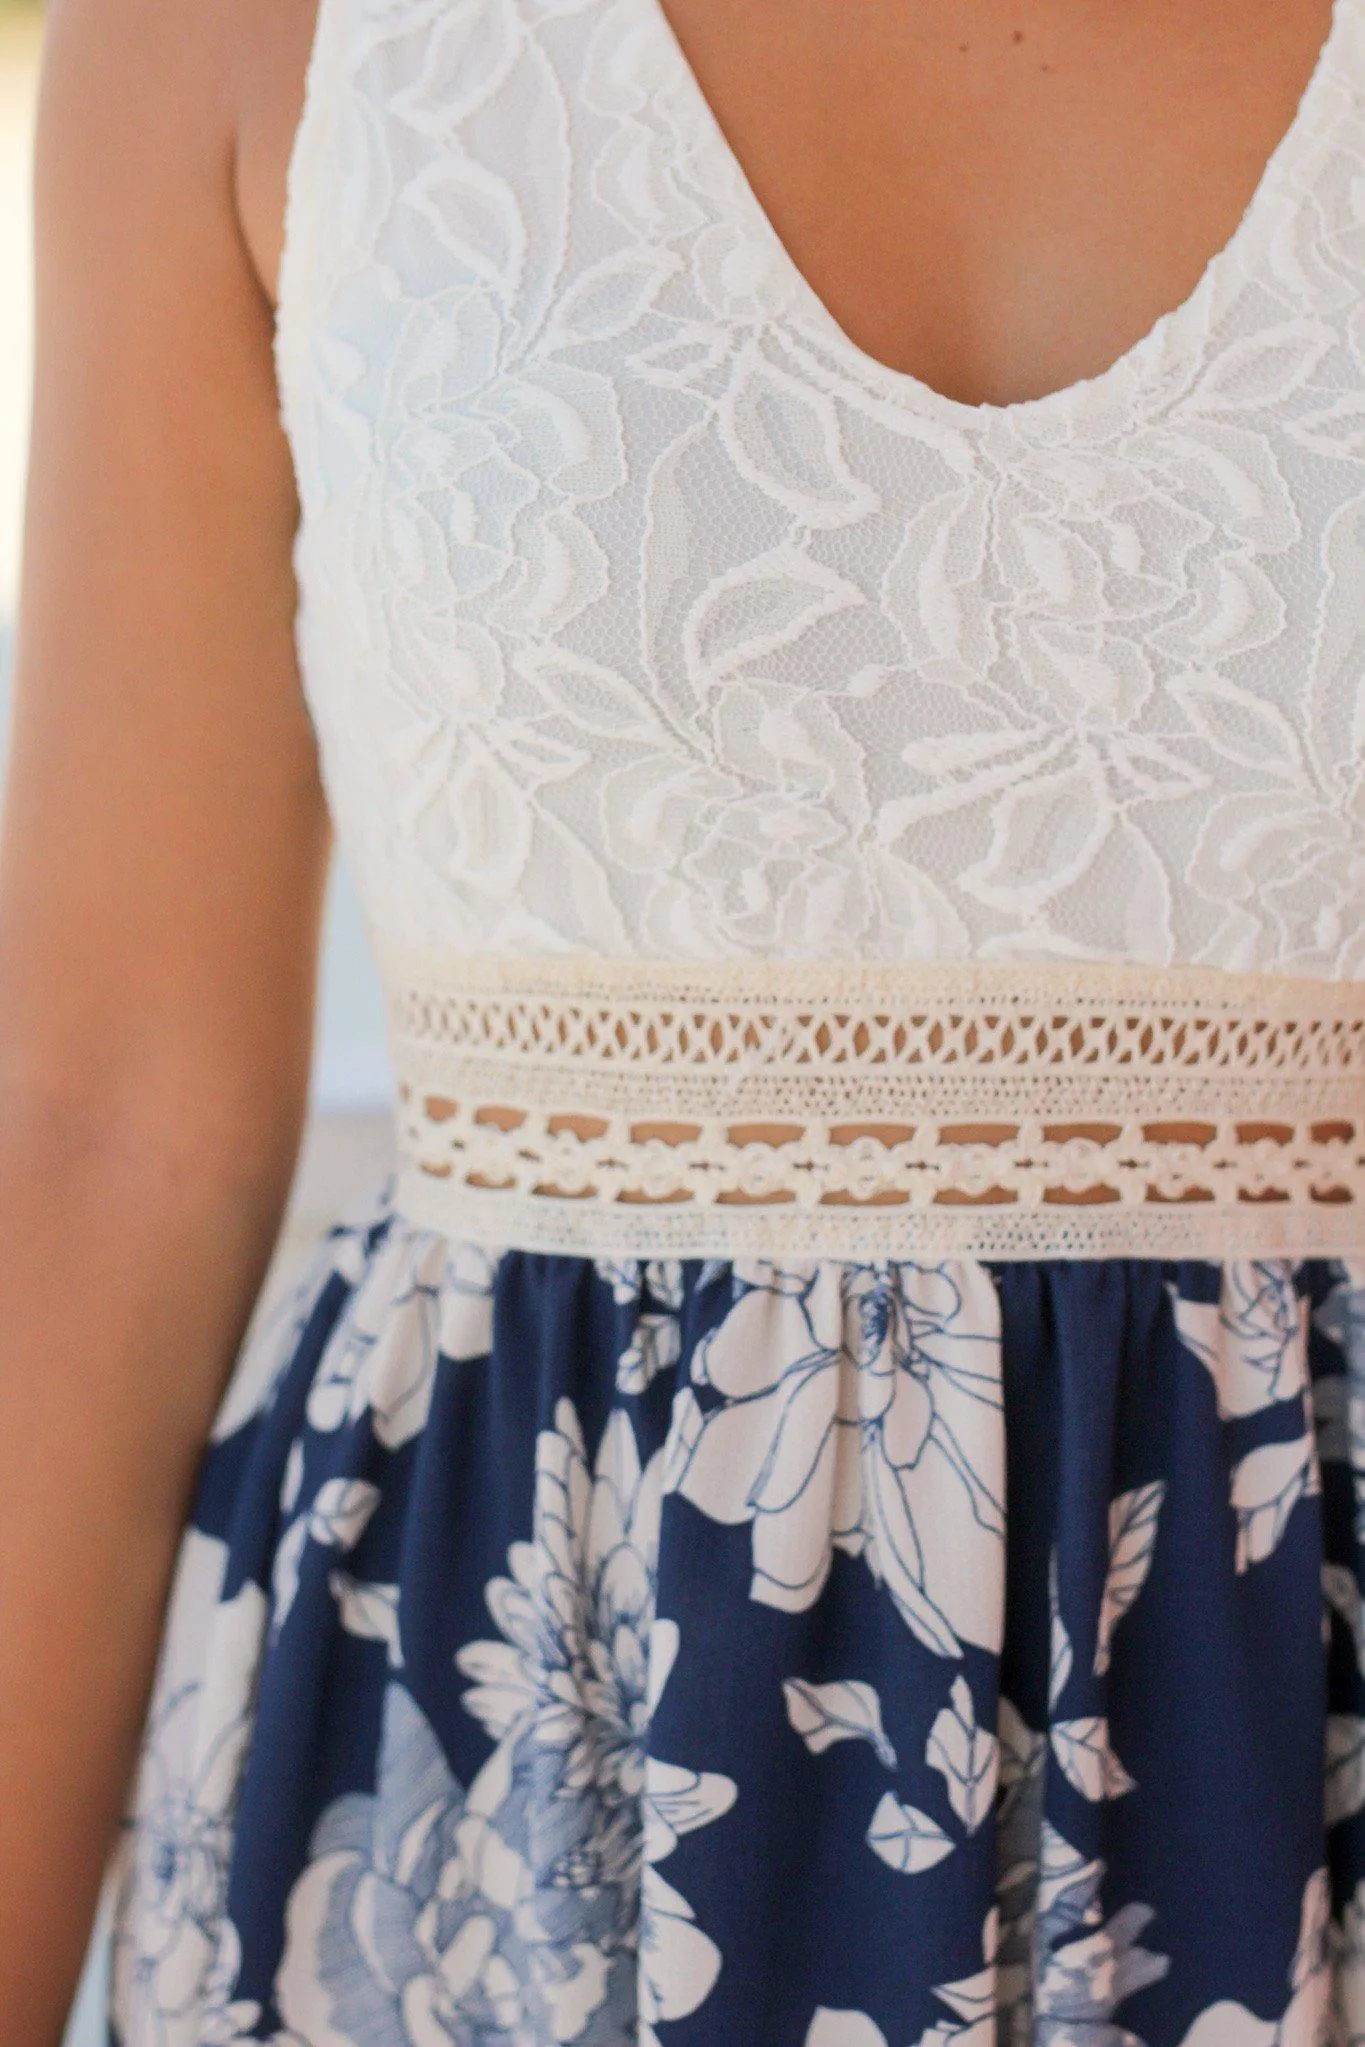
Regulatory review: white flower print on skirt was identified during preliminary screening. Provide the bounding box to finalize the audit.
[105,1196,1365,2043]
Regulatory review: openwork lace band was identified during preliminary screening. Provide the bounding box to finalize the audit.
[380,944,1365,1260]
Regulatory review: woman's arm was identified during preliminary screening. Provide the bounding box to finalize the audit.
[0,0,327,2030]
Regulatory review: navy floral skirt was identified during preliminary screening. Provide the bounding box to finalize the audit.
[106,1188,1365,2045]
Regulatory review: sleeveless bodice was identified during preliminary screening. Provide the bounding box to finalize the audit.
[272,0,1365,1261]
[277,0,1365,974]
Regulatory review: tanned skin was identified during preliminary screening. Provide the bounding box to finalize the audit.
[0,0,1336,2036]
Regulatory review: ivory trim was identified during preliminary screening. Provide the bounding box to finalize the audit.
[377,941,1365,1261]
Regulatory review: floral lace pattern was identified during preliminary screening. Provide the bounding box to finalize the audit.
[278,0,1365,974]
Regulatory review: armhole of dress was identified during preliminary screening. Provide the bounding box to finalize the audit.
[271,0,346,456]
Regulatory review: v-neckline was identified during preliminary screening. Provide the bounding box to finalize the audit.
[633,0,1354,429]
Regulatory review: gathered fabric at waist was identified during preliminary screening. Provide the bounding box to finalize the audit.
[376,943,1365,1262]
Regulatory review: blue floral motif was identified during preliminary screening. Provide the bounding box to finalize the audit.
[593,1260,686,1394]
[272,1396,735,2044]
[277,1680,625,2044]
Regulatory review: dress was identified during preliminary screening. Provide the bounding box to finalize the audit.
[104,0,1365,2037]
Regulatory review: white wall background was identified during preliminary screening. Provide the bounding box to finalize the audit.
[0,16,392,2038]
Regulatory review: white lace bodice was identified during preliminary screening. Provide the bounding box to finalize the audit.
[277,0,1365,976]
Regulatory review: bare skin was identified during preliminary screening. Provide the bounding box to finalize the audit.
[243,0,1338,398]
[0,0,329,2034]
[0,0,1339,2037]
[631,0,1339,407]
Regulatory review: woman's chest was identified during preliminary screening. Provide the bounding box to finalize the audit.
[631,0,1338,407]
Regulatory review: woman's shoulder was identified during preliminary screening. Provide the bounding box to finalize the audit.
[37,0,318,311]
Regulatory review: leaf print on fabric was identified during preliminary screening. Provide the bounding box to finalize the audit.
[662,1260,1005,1656]
[329,1573,402,1667]
[269,1521,310,1640]
[1172,1264,1309,1420]
[1231,1425,1321,1574]
[1094,1483,1165,1676]
[212,1217,368,1447]
[279,1439,304,1517]
[1050,1718,1137,1801]
[805,2013,894,2047]
[1327,1714,1365,1830]
[683,545,865,682]
[1176,1868,1332,2045]
[617,1312,682,1395]
[783,1677,898,1768]
[1180,2006,1277,2047]
[718,344,880,528]
[306,1477,382,1549]
[640,1754,738,2039]
[926,1676,999,1835]
[910,1909,1000,2047]
[643,1738,739,1866]
[866,1791,956,1875]
[1049,1548,1074,1709]
[595,1259,651,1306]
[1168,671,1306,781]
[1282,1869,1334,2047]
[1186,320,1335,417]
[595,1258,686,1394]
[271,1478,383,1637]
[543,246,682,348]
[519,642,673,746]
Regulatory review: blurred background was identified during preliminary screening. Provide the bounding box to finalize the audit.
[0,5,397,2036]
